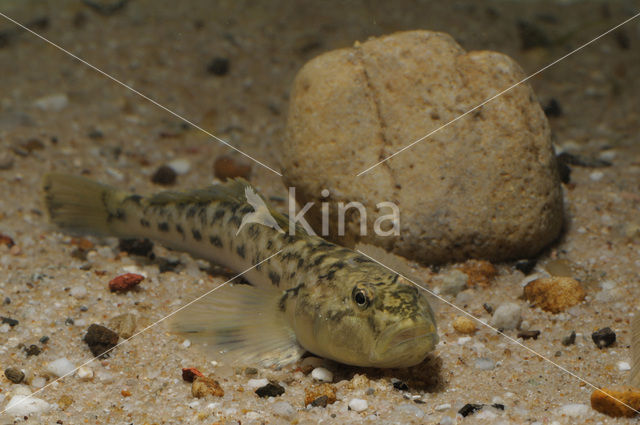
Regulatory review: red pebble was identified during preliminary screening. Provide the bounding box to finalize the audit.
[182,367,204,382]
[0,233,15,248]
[108,273,144,292]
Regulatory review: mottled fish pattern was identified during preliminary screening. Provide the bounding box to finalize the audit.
[43,173,437,367]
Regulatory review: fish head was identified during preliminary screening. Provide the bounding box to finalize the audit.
[305,268,438,368]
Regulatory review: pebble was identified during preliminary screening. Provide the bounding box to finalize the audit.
[39,335,49,344]
[70,285,88,299]
[348,398,368,412]
[515,258,537,275]
[108,313,137,339]
[213,154,252,181]
[76,366,94,380]
[0,233,15,247]
[46,358,76,377]
[304,383,336,406]
[311,367,333,382]
[439,270,468,296]
[151,165,177,185]
[4,366,25,383]
[393,403,425,418]
[57,394,73,410]
[435,403,451,411]
[310,395,329,407]
[558,403,589,417]
[167,158,191,174]
[1,316,19,326]
[109,273,144,292]
[391,378,409,391]
[592,327,616,348]
[247,378,269,390]
[4,395,51,416]
[83,323,119,357]
[590,171,604,181]
[439,416,454,425]
[459,403,484,417]
[192,376,224,398]
[272,401,296,419]
[490,303,522,330]
[459,260,497,287]
[33,93,68,111]
[517,330,541,340]
[207,57,230,76]
[25,344,41,356]
[591,386,640,417]
[452,316,477,334]
[562,330,576,346]
[523,277,586,313]
[475,357,496,370]
[255,381,285,398]
[618,361,631,371]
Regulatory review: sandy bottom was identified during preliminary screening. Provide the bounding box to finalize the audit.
[1,0,639,424]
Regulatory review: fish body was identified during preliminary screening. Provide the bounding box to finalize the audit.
[43,173,438,367]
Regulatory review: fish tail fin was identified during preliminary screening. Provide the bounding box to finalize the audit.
[168,282,303,367]
[42,173,132,237]
[629,313,640,387]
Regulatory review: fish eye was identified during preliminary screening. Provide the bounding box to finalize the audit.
[352,286,371,309]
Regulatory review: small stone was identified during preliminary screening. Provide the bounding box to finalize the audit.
[439,270,468,296]
[108,313,137,339]
[272,401,296,419]
[255,381,285,398]
[76,366,94,380]
[592,327,616,349]
[192,375,224,398]
[4,366,25,383]
[182,367,204,383]
[108,273,144,292]
[562,330,576,346]
[391,378,409,391]
[459,403,484,417]
[482,303,494,314]
[515,259,537,275]
[57,394,73,410]
[311,367,333,382]
[118,238,154,257]
[213,154,252,181]
[459,260,497,288]
[557,403,589,417]
[247,378,269,390]
[590,171,604,181]
[394,403,425,418]
[1,316,19,326]
[5,395,51,416]
[83,323,119,357]
[167,158,191,175]
[475,357,495,370]
[523,277,586,313]
[243,367,258,376]
[304,383,336,406]
[517,330,541,340]
[543,98,563,117]
[0,153,15,170]
[618,361,631,371]
[490,303,522,330]
[348,398,368,412]
[151,165,177,186]
[207,57,230,76]
[65,317,75,325]
[46,358,76,377]
[0,233,15,247]
[25,344,41,356]
[591,386,640,418]
[34,93,69,111]
[439,416,454,425]
[311,395,329,407]
[70,285,88,299]
[435,403,451,411]
[452,316,477,334]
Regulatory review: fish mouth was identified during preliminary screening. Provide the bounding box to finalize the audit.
[370,321,438,368]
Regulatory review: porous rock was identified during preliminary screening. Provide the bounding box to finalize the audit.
[282,30,563,264]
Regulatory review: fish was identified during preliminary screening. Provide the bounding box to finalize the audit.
[42,173,438,368]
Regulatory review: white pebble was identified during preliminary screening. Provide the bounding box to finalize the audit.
[273,401,296,419]
[31,377,46,388]
[311,367,333,382]
[348,398,368,412]
[475,357,496,370]
[33,93,68,111]
[70,285,87,299]
[490,302,522,330]
[394,403,425,418]
[457,336,472,345]
[439,416,454,425]
[167,158,191,174]
[46,358,76,378]
[435,403,451,411]
[76,366,94,380]
[5,395,51,416]
[181,339,191,348]
[188,400,200,408]
[557,403,589,417]
[247,378,269,390]
[618,361,631,371]
[590,171,604,181]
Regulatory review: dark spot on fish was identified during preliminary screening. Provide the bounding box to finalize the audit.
[268,271,280,287]
[140,218,150,227]
[297,258,304,268]
[199,208,208,226]
[126,194,142,205]
[320,270,336,280]
[247,225,259,239]
[353,257,373,263]
[228,215,242,226]
[176,224,184,235]
[236,244,245,258]
[209,235,223,247]
[332,261,345,270]
[279,282,304,311]
[266,240,273,250]
[391,275,399,283]
[239,205,253,215]
[230,203,240,214]
[192,229,202,241]
[212,209,225,223]
[313,255,327,266]
[158,222,169,232]
[317,241,334,249]
[186,206,197,218]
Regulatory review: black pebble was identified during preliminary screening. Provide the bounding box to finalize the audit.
[311,395,328,407]
[255,381,285,398]
[543,98,563,117]
[65,317,75,325]
[517,330,541,340]
[1,316,19,326]
[158,258,181,273]
[207,57,230,76]
[4,367,25,384]
[459,403,484,417]
[556,156,571,184]
[25,344,41,356]
[84,323,119,358]
[492,403,505,410]
[119,238,154,257]
[3,297,10,305]
[391,378,409,391]
[39,335,49,344]
[592,327,616,348]
[562,330,576,346]
[482,303,494,314]
[151,165,177,186]
[88,128,104,139]
[515,259,537,275]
